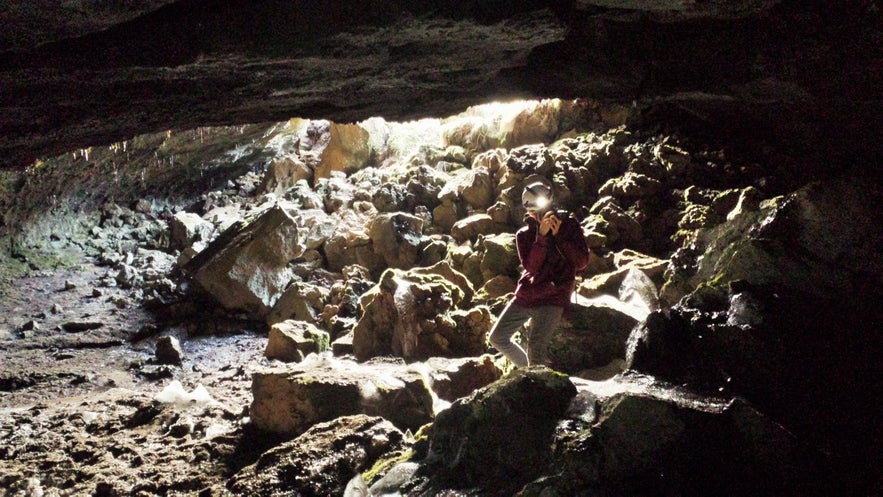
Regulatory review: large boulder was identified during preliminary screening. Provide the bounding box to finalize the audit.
[352,267,489,361]
[250,356,434,436]
[181,202,306,318]
[520,375,830,497]
[548,298,639,374]
[634,178,883,494]
[228,415,409,497]
[459,167,495,210]
[422,368,576,494]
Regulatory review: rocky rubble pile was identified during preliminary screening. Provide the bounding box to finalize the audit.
[2,99,881,496]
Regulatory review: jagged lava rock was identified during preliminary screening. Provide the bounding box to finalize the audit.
[228,415,409,497]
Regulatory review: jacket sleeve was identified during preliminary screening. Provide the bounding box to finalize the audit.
[517,221,549,276]
[556,217,589,272]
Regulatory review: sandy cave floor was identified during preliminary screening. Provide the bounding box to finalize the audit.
[0,253,278,496]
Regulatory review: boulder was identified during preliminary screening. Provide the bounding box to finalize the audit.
[598,171,663,199]
[250,357,434,436]
[479,232,518,280]
[410,260,475,305]
[578,251,667,298]
[424,355,503,403]
[267,281,329,326]
[353,267,489,361]
[265,320,330,363]
[228,415,408,497]
[368,212,425,269]
[519,376,830,497]
[450,213,495,243]
[323,208,383,273]
[181,202,306,318]
[168,212,214,251]
[460,167,494,210]
[302,120,371,181]
[260,154,312,196]
[431,198,460,232]
[548,298,639,374]
[501,99,563,149]
[474,275,516,306]
[424,368,576,494]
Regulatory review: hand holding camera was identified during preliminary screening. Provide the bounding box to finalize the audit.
[539,211,561,236]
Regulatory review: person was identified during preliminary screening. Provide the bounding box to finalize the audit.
[488,178,589,368]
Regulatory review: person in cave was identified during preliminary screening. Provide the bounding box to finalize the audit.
[488,177,589,368]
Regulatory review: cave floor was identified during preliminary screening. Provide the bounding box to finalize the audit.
[0,252,273,495]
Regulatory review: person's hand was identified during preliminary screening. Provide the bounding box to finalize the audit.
[540,211,561,236]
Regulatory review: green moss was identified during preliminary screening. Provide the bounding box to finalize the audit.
[362,448,417,485]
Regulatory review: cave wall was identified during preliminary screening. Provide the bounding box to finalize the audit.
[0,0,880,172]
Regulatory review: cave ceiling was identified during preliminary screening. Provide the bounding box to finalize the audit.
[0,0,880,170]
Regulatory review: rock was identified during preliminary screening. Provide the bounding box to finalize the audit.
[250,357,434,436]
[115,264,140,289]
[323,209,383,273]
[450,213,495,243]
[521,375,830,497]
[474,274,516,304]
[502,99,564,149]
[306,120,371,181]
[265,320,330,363]
[546,298,638,374]
[371,182,408,212]
[368,212,425,269]
[155,336,184,365]
[229,415,408,497]
[61,321,103,333]
[589,197,645,250]
[134,198,153,214]
[578,250,667,298]
[460,167,494,210]
[267,281,329,326]
[431,198,460,232]
[353,267,489,361]
[181,202,305,318]
[410,260,475,305]
[424,355,503,403]
[478,232,518,280]
[331,331,354,356]
[424,368,576,493]
[598,171,663,199]
[505,144,555,176]
[260,154,312,196]
[168,212,214,251]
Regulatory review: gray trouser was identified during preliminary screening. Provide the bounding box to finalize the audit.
[487,301,563,368]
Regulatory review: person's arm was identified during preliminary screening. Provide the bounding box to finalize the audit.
[517,220,549,275]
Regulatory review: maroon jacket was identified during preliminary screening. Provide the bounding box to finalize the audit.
[513,213,589,308]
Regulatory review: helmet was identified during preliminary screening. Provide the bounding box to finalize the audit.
[522,178,553,212]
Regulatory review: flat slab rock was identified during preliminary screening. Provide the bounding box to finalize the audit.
[250,356,434,437]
